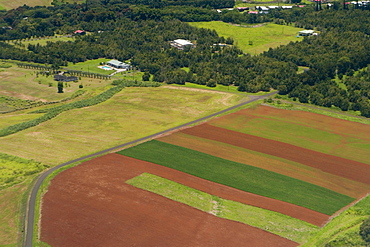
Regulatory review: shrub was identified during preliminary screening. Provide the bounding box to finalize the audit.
[360,217,370,242]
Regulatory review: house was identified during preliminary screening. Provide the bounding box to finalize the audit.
[170,39,194,50]
[298,30,315,36]
[74,30,86,35]
[237,7,249,11]
[106,59,131,70]
[54,74,78,82]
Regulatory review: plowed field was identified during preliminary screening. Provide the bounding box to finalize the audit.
[41,154,298,247]
[181,124,370,186]
[158,132,370,198]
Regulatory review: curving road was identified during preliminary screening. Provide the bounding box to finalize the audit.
[23,91,277,247]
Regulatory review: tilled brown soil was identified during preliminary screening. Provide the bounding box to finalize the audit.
[41,154,300,247]
[181,124,370,186]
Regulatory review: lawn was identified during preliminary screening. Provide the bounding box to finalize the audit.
[0,87,244,165]
[65,58,113,76]
[18,36,75,47]
[188,21,303,54]
[118,140,354,215]
[127,173,319,244]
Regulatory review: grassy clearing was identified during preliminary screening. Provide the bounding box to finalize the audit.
[0,0,51,10]
[118,140,354,215]
[127,173,319,243]
[0,113,44,129]
[0,174,38,246]
[0,87,244,165]
[0,65,111,102]
[18,36,75,47]
[65,58,113,76]
[303,195,370,246]
[210,105,370,165]
[189,21,302,54]
[0,153,48,189]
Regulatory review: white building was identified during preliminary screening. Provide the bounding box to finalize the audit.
[107,59,131,70]
[298,30,315,36]
[170,39,194,50]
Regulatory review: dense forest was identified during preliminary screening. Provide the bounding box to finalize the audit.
[0,0,370,117]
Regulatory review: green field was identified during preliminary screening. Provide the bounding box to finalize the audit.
[0,0,50,10]
[0,87,244,165]
[189,21,303,54]
[118,140,354,215]
[14,36,76,47]
[65,59,113,76]
[127,173,319,243]
[0,65,112,102]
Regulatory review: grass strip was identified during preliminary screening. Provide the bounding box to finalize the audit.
[118,140,354,215]
[127,173,319,243]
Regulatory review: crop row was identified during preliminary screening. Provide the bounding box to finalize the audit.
[117,140,354,215]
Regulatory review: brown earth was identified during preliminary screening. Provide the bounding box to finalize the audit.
[181,124,370,186]
[158,132,370,198]
[40,154,303,247]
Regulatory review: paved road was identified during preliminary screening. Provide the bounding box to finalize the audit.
[23,91,277,247]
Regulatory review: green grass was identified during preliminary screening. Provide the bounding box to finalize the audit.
[0,153,48,189]
[19,36,75,47]
[0,65,111,102]
[303,195,370,246]
[127,173,319,243]
[0,0,51,10]
[0,87,244,165]
[189,21,303,54]
[65,58,113,76]
[117,140,354,215]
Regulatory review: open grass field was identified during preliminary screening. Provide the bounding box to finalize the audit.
[65,58,113,76]
[117,140,354,215]
[127,173,319,243]
[209,105,370,164]
[189,21,303,54]
[17,36,75,47]
[0,65,111,102]
[0,0,50,10]
[0,87,244,165]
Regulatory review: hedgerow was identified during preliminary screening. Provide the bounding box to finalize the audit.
[0,84,125,137]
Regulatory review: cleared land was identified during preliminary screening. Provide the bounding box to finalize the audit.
[0,87,244,165]
[0,65,111,102]
[159,132,370,198]
[189,21,303,54]
[41,154,298,247]
[127,173,319,243]
[209,105,370,164]
[117,140,354,215]
[0,0,50,9]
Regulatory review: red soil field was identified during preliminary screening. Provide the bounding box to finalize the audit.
[221,105,370,141]
[158,132,370,198]
[181,124,370,186]
[41,154,312,247]
[210,105,370,165]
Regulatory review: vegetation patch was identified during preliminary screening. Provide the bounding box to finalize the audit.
[0,153,48,189]
[188,21,303,54]
[303,195,370,247]
[127,173,319,243]
[117,140,354,215]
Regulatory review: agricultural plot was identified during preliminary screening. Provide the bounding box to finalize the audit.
[117,140,354,215]
[189,22,303,54]
[41,154,298,247]
[208,105,370,164]
[127,173,319,243]
[0,0,50,10]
